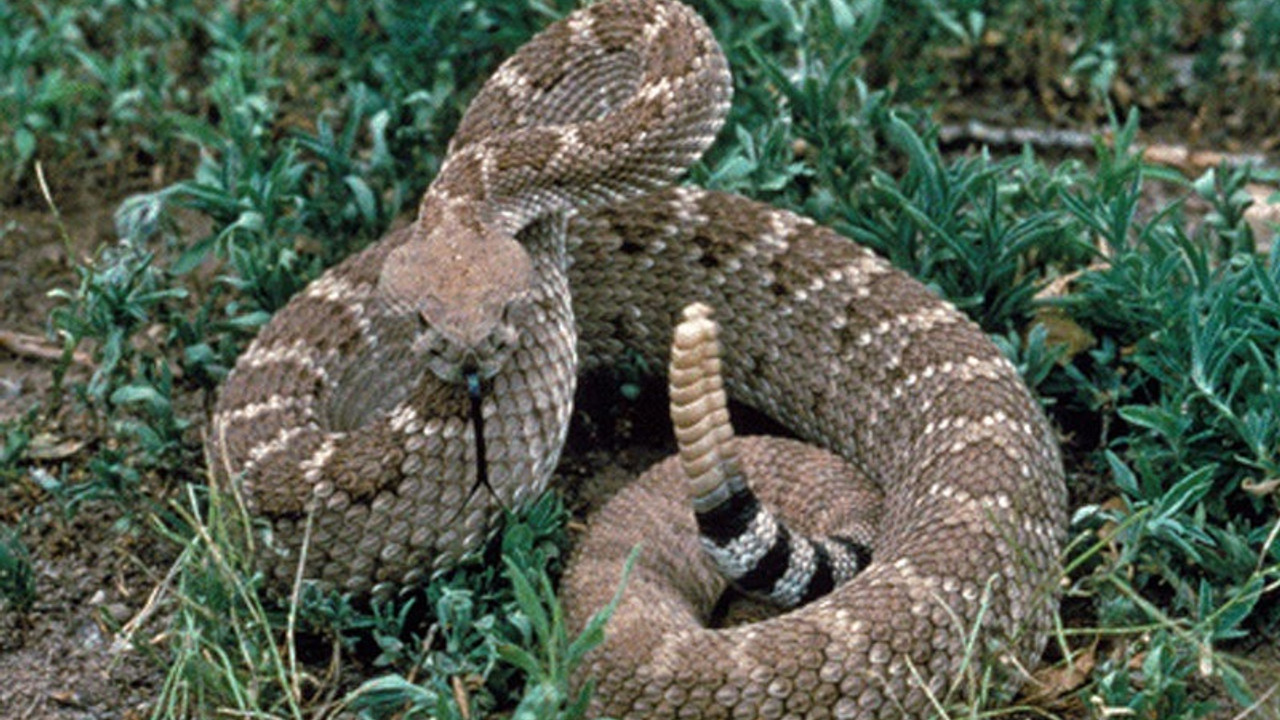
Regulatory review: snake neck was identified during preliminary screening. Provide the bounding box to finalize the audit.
[467,215,578,509]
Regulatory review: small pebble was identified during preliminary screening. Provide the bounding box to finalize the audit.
[104,602,132,625]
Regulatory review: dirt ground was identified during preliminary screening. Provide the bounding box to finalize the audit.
[1,140,1278,719]
[0,196,160,718]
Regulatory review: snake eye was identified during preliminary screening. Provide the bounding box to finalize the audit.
[417,295,445,328]
[503,299,533,328]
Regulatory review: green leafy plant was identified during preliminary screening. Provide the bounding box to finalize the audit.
[1061,126,1280,600]
[1055,110,1280,717]
[0,524,36,613]
[0,417,32,484]
[843,116,1077,334]
[1233,0,1280,70]
[1090,629,1217,720]
[338,492,584,718]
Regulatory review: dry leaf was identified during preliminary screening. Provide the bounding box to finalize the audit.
[1242,477,1280,497]
[1022,645,1097,706]
[25,433,86,460]
[1245,182,1279,254]
[1035,306,1096,362]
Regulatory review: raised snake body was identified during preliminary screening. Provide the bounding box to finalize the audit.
[208,1,1067,716]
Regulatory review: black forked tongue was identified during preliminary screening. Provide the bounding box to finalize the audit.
[450,368,502,525]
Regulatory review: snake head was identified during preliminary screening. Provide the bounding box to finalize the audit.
[378,213,534,384]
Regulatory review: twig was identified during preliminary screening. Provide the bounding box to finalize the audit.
[114,548,184,653]
[939,120,1278,175]
[19,694,42,720]
[0,329,93,367]
[1142,143,1277,176]
[940,120,1098,152]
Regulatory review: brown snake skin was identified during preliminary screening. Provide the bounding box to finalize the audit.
[207,1,1067,716]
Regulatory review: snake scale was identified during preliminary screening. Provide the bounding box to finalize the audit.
[208,0,1067,716]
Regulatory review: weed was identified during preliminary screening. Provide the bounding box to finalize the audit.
[1062,134,1280,607]
[1053,109,1280,716]
[842,116,1079,334]
[47,237,195,484]
[0,523,36,613]
[993,322,1067,396]
[1090,628,1217,720]
[1233,0,1280,70]
[342,539,633,720]
[49,239,185,406]
[0,417,32,484]
[695,0,891,221]
[0,1,204,196]
[153,477,589,718]
[150,483,306,719]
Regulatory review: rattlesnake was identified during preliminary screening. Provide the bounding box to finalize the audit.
[208,0,1067,716]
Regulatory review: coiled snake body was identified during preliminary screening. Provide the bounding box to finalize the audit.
[209,1,1067,716]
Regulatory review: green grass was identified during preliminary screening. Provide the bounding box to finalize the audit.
[4,0,1279,718]
[145,481,605,718]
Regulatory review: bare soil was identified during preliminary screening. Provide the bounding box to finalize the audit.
[1,194,170,719]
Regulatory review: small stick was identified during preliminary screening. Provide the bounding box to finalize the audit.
[0,329,93,367]
[939,120,1277,175]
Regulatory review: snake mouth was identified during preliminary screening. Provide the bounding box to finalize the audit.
[419,321,521,385]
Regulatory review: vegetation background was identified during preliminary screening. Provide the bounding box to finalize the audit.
[1,0,1278,717]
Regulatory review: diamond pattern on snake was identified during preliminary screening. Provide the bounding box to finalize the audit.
[207,1,1067,717]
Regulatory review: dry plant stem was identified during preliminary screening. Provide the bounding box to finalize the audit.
[940,120,1278,175]
[0,330,93,366]
[287,509,316,708]
[1231,681,1278,720]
